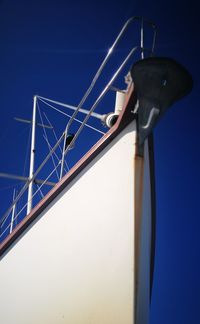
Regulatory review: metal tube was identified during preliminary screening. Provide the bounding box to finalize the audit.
[10,189,16,234]
[14,117,53,129]
[59,134,67,180]
[141,18,144,59]
[61,46,138,164]
[0,17,157,226]
[65,16,156,134]
[59,17,157,178]
[59,18,136,180]
[37,96,104,121]
[0,173,55,186]
[27,96,37,215]
[0,132,64,227]
[65,17,136,136]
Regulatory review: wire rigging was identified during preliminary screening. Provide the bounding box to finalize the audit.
[42,112,69,172]
[38,98,105,135]
[0,16,158,245]
[37,101,60,181]
[22,124,32,177]
[36,183,44,199]
[0,154,62,239]
[42,134,68,174]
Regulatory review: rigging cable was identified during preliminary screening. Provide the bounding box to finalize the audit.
[37,101,60,181]
[42,134,68,174]
[0,157,62,239]
[22,124,32,177]
[38,98,105,135]
[42,112,69,172]
[36,183,44,199]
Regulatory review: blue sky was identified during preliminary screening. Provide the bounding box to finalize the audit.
[0,1,199,323]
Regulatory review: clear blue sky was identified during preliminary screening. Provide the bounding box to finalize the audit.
[0,1,199,323]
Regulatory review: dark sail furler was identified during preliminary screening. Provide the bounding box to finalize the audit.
[131,57,193,149]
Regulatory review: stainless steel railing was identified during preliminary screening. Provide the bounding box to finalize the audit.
[0,16,157,242]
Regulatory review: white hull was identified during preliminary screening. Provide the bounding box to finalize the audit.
[0,120,154,324]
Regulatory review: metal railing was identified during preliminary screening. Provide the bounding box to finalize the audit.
[0,16,157,242]
[59,16,157,177]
